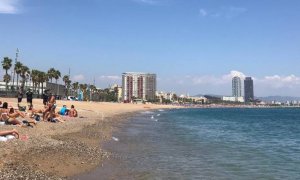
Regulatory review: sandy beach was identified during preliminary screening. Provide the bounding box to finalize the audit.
[0,98,177,179]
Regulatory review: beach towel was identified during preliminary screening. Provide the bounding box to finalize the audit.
[0,136,7,142]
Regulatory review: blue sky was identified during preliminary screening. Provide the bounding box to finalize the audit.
[1,0,300,96]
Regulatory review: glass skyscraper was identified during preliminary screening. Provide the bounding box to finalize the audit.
[232,76,242,97]
[244,77,254,102]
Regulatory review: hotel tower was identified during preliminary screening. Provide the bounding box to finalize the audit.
[122,72,156,102]
[232,76,242,97]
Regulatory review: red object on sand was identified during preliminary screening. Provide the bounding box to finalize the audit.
[20,135,29,141]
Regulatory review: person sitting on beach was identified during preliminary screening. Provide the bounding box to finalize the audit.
[0,129,19,139]
[59,105,68,116]
[68,105,78,117]
[43,95,56,121]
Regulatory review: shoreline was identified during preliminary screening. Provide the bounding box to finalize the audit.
[0,98,177,179]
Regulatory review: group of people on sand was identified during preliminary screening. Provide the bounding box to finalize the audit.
[0,90,79,141]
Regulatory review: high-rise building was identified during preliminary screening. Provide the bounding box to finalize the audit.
[232,76,242,97]
[122,72,156,102]
[244,77,254,102]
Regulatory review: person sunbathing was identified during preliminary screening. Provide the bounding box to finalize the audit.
[68,105,78,117]
[0,102,21,125]
[0,129,19,139]
[0,102,36,126]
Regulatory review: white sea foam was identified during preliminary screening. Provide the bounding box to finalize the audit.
[112,137,119,142]
[157,114,161,116]
[141,111,154,114]
[151,115,154,119]
[158,109,164,112]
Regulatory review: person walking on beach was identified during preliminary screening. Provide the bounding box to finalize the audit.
[26,89,33,107]
[17,88,23,105]
[42,90,49,105]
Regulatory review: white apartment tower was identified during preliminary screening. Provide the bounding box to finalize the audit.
[122,72,156,102]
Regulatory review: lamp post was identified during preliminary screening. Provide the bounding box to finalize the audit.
[12,48,19,91]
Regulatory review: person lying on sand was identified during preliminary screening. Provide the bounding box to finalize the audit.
[0,102,36,126]
[68,105,78,117]
[0,129,19,139]
[0,102,21,125]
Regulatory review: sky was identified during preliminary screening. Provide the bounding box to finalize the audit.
[1,0,300,96]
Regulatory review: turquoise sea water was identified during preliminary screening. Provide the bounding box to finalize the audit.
[78,108,300,180]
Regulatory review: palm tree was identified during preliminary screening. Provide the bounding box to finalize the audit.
[79,84,88,101]
[14,61,23,90]
[54,70,61,96]
[47,68,56,83]
[89,84,97,101]
[1,57,12,94]
[38,71,48,96]
[31,70,39,93]
[72,82,79,96]
[63,75,71,96]
[20,65,30,92]
[3,74,11,94]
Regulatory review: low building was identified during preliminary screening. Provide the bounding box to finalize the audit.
[0,81,66,98]
[156,91,176,103]
[117,87,123,102]
[222,96,245,103]
[189,96,207,104]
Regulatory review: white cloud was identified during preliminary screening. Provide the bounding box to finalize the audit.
[259,74,300,89]
[0,0,20,14]
[99,75,121,80]
[222,70,246,81]
[199,6,247,19]
[132,0,157,5]
[199,9,207,17]
[72,74,85,82]
[192,70,246,85]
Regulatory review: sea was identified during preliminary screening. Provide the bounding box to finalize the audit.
[77,108,300,180]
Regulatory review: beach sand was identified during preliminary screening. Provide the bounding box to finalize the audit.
[0,98,177,179]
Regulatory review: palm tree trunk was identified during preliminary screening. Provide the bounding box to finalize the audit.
[41,82,44,98]
[5,70,8,96]
[56,79,59,97]
[12,70,15,92]
[16,74,19,90]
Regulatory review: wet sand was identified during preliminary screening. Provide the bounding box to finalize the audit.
[0,98,177,179]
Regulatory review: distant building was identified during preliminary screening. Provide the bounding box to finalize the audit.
[122,72,156,102]
[117,86,123,102]
[0,81,66,98]
[232,76,242,97]
[222,96,245,103]
[156,91,176,103]
[244,77,254,102]
[190,96,207,104]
